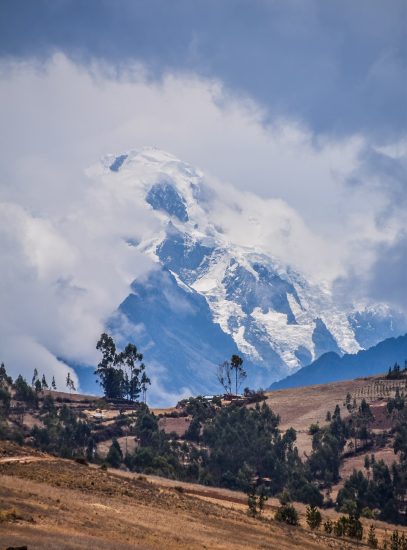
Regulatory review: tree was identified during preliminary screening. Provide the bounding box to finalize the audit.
[32,368,38,387]
[13,375,37,407]
[41,374,48,390]
[0,363,12,387]
[86,437,97,462]
[140,371,151,404]
[51,376,57,391]
[0,386,11,419]
[389,530,406,550]
[118,343,145,401]
[346,512,363,540]
[66,372,71,392]
[323,519,333,534]
[306,505,322,530]
[333,517,347,537]
[95,333,122,399]
[247,484,258,517]
[34,379,42,394]
[42,394,56,415]
[66,372,76,394]
[275,503,299,525]
[217,360,233,394]
[230,355,245,395]
[245,483,268,517]
[106,438,123,468]
[217,355,246,396]
[258,485,268,515]
[95,333,150,402]
[185,416,201,443]
[367,525,378,548]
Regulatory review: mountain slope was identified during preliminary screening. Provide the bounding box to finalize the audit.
[79,147,407,398]
[113,267,246,397]
[269,333,407,390]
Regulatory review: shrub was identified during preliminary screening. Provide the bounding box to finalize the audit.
[332,514,363,540]
[305,505,322,530]
[333,517,347,537]
[275,504,299,526]
[308,423,320,436]
[346,513,363,540]
[367,525,378,548]
[389,530,407,550]
[361,506,374,518]
[323,519,333,534]
[106,438,123,468]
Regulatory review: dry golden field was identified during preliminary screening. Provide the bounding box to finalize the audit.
[262,377,396,456]
[0,442,405,550]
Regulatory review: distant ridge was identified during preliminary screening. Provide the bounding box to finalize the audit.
[269,333,407,390]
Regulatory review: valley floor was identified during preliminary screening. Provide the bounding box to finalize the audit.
[0,443,405,550]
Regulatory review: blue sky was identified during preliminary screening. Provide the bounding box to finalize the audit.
[0,1,405,391]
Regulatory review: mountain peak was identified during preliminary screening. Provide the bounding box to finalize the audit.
[87,149,407,395]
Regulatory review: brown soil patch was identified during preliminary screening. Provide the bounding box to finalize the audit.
[158,416,191,437]
[97,435,138,458]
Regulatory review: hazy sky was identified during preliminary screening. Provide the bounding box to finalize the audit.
[0,1,405,393]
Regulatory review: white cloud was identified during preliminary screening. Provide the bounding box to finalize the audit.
[0,54,404,400]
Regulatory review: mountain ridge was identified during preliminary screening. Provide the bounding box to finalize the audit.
[269,333,407,390]
[78,147,407,400]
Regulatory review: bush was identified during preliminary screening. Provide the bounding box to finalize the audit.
[106,438,122,468]
[305,505,322,530]
[332,514,363,540]
[367,525,378,548]
[323,519,333,534]
[275,504,299,526]
[346,513,363,540]
[291,481,323,507]
[361,506,374,519]
[333,517,346,537]
[308,423,320,436]
[389,530,407,550]
[13,375,38,407]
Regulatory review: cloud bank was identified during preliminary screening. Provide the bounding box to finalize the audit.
[1,0,405,141]
[0,54,405,401]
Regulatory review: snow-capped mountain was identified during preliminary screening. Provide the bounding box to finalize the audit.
[86,147,407,397]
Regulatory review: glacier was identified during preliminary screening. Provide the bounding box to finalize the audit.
[81,147,407,398]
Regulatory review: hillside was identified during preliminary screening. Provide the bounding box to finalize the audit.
[2,361,407,547]
[0,442,404,550]
[269,333,407,390]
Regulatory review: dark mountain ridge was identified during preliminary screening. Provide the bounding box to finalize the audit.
[269,333,407,390]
